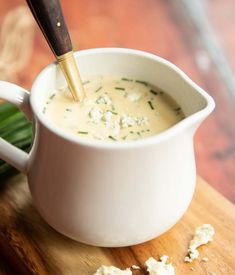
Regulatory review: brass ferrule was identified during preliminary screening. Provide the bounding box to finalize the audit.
[57,51,85,102]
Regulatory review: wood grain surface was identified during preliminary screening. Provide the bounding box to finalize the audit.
[0,0,235,203]
[0,176,234,274]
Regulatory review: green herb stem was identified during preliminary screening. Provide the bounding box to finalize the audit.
[121,77,133,82]
[49,93,56,100]
[108,135,117,141]
[115,87,125,91]
[78,131,88,135]
[107,110,118,115]
[150,89,158,95]
[148,101,155,110]
[95,86,102,93]
[135,80,148,86]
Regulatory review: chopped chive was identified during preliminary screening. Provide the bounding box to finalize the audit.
[141,130,145,133]
[49,93,56,100]
[129,131,134,134]
[108,135,117,141]
[43,107,46,114]
[135,80,148,86]
[95,86,102,93]
[174,107,181,112]
[137,132,141,136]
[146,129,150,132]
[66,108,72,112]
[82,80,90,85]
[150,89,158,95]
[121,77,133,82]
[148,101,154,110]
[78,131,88,134]
[122,136,127,140]
[115,87,125,91]
[46,101,50,105]
[107,110,118,115]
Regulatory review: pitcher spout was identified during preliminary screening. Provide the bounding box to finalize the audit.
[158,59,216,134]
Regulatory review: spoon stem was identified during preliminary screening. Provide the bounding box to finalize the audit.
[57,52,85,101]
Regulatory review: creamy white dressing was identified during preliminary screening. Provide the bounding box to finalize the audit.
[43,76,184,142]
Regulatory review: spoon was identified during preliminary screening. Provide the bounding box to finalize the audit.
[26,0,85,102]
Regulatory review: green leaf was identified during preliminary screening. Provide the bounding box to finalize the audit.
[0,103,32,180]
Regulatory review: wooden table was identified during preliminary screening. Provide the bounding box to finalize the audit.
[0,176,235,274]
[0,0,235,273]
[0,0,235,202]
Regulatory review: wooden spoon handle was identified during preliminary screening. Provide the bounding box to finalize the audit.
[26,0,72,56]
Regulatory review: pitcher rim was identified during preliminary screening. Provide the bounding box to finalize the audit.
[30,48,215,150]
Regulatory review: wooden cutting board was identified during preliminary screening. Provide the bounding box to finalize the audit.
[0,176,234,275]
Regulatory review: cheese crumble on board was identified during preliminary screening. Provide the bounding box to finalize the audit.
[93,224,215,274]
[184,224,215,262]
[93,265,132,275]
[93,256,174,275]
[145,256,175,275]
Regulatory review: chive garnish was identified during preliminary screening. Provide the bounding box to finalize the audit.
[129,131,134,134]
[46,101,50,105]
[43,107,46,114]
[108,135,117,141]
[121,77,133,82]
[135,80,148,86]
[150,89,158,95]
[137,132,141,136]
[66,108,72,112]
[49,93,55,100]
[122,136,127,140]
[174,107,181,112]
[146,129,150,132]
[82,80,90,85]
[115,87,125,91]
[78,131,88,134]
[148,101,154,110]
[108,110,118,115]
[95,86,102,93]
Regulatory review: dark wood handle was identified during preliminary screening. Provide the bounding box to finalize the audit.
[26,0,72,56]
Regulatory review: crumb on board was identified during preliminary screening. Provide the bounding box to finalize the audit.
[131,265,141,270]
[184,224,215,263]
[145,256,175,275]
[93,265,132,275]
[202,257,209,262]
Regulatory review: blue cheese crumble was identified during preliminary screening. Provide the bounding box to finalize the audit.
[93,265,132,275]
[184,224,215,262]
[145,256,175,275]
[97,95,112,105]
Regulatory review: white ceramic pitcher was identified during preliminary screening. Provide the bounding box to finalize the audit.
[0,48,215,247]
